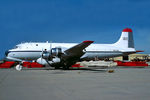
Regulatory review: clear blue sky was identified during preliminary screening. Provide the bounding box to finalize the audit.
[0,0,150,58]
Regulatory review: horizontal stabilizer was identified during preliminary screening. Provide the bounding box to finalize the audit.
[136,50,144,52]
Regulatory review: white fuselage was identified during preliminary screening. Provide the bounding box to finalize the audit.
[6,42,135,61]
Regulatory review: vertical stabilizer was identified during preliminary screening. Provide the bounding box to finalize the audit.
[114,28,134,48]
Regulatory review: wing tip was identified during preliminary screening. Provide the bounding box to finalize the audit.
[83,40,94,43]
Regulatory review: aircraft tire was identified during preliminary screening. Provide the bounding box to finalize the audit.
[15,64,23,71]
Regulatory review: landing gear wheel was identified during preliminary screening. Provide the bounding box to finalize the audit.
[54,66,60,69]
[15,64,23,71]
[62,62,68,70]
[62,66,70,70]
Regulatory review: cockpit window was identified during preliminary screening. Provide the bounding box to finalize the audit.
[14,46,18,49]
[14,46,21,49]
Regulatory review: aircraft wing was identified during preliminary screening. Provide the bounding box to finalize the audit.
[63,40,94,58]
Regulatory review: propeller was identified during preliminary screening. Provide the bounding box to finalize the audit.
[41,48,43,64]
[50,41,52,52]
[37,41,61,67]
[39,41,53,66]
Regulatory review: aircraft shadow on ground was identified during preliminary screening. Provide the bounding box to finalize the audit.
[22,67,107,72]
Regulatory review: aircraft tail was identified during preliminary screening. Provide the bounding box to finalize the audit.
[113,28,134,49]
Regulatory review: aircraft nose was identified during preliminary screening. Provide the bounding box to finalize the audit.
[5,50,10,56]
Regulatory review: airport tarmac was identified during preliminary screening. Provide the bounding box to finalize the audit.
[0,67,150,100]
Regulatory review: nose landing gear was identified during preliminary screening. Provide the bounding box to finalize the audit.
[15,64,23,71]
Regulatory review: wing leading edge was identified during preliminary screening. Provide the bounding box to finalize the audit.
[64,40,94,57]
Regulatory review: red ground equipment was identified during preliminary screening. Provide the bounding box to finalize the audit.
[0,61,15,68]
[115,61,148,67]
[23,62,44,68]
[71,64,83,68]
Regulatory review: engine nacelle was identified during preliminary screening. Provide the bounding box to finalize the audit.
[42,50,50,59]
[42,48,62,59]
[36,57,61,66]
[51,57,61,63]
[36,58,48,65]
[39,48,63,66]
[51,48,62,57]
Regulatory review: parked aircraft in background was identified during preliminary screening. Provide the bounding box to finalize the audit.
[5,28,137,70]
